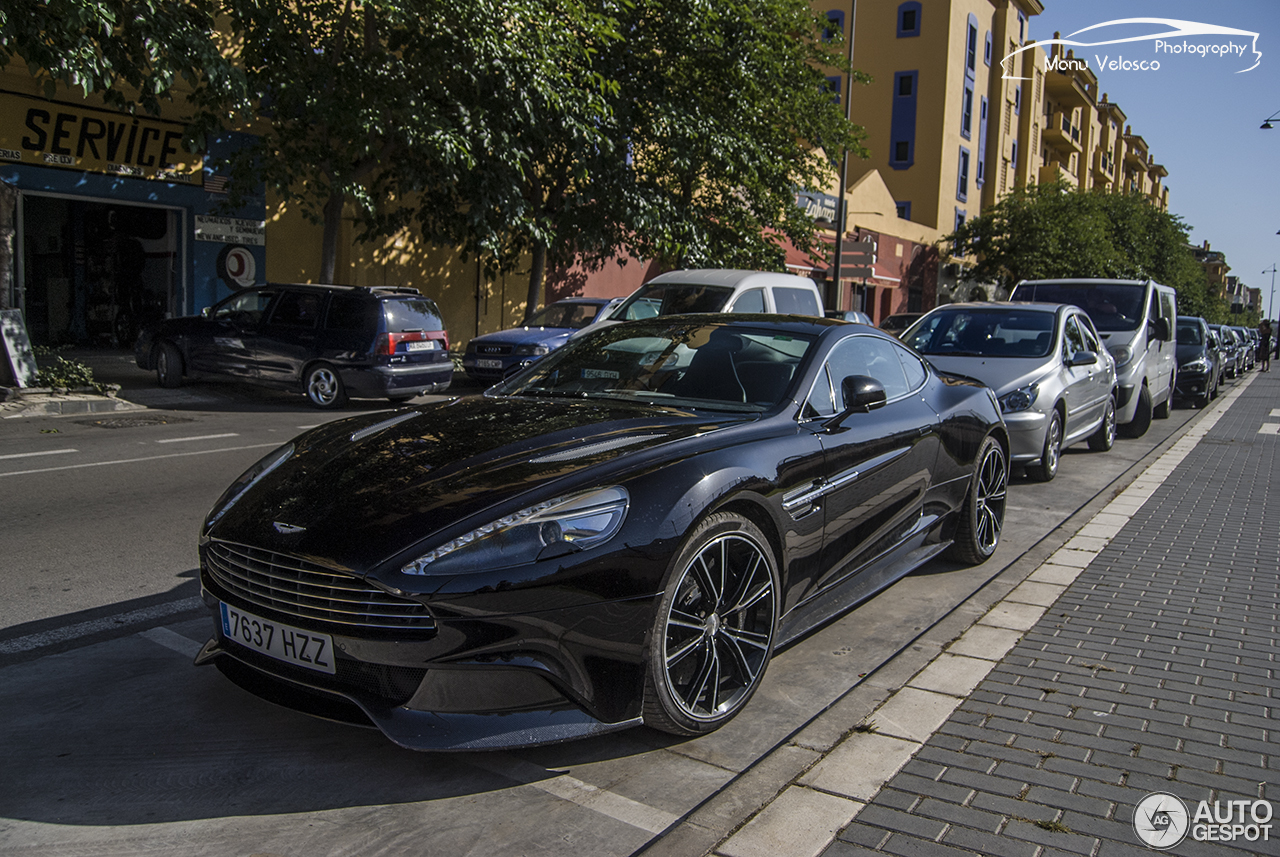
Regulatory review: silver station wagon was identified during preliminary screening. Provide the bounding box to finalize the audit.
[903,302,1118,481]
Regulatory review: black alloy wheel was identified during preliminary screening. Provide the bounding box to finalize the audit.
[1088,395,1117,451]
[946,435,1008,564]
[1033,411,1062,482]
[644,512,778,736]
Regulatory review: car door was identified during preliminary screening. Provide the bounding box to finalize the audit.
[255,289,326,386]
[805,334,941,599]
[1059,314,1102,441]
[187,287,276,379]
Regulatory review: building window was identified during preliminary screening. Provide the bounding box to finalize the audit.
[977,97,988,187]
[966,15,979,73]
[890,71,918,170]
[896,201,912,220]
[825,75,842,104]
[1011,139,1018,169]
[954,209,967,254]
[824,10,845,42]
[961,82,973,138]
[957,147,970,202]
[897,2,921,38]
[985,31,992,65]
[1014,85,1021,114]
[1018,12,1026,43]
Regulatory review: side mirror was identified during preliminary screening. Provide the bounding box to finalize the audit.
[824,376,887,431]
[1151,317,1171,342]
[201,306,213,318]
[1069,351,1098,367]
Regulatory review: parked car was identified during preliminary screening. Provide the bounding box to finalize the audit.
[879,313,924,337]
[601,269,825,326]
[825,309,874,324]
[135,283,452,408]
[1231,326,1256,371]
[462,298,615,382]
[902,302,1117,482]
[1009,279,1176,438]
[1174,316,1221,408]
[1210,324,1242,378]
[193,315,1009,750]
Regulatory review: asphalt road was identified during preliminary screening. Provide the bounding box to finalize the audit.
[0,356,1216,856]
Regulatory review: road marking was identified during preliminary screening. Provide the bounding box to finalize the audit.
[1259,423,1280,435]
[139,626,204,658]
[471,755,679,835]
[156,433,240,444]
[0,448,78,460]
[0,442,279,478]
[1271,409,1280,417]
[0,597,204,655]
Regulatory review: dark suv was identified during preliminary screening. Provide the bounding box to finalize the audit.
[135,284,452,408]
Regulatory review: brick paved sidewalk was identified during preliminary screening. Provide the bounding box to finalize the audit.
[801,371,1280,856]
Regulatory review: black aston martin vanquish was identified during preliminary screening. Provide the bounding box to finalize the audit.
[195,315,1009,750]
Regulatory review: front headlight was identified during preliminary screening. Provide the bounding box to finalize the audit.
[999,384,1039,413]
[204,443,295,530]
[402,486,630,575]
[514,343,551,357]
[1108,345,1133,368]
[1180,358,1209,373]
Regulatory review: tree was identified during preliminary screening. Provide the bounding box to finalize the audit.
[946,181,1226,318]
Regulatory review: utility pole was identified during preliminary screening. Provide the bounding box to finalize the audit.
[831,1,857,313]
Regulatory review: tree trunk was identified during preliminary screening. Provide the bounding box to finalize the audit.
[0,179,17,310]
[525,240,547,323]
[320,189,344,283]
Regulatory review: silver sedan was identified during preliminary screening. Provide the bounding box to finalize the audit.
[902,302,1118,481]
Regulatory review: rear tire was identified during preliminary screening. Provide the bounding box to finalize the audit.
[1088,395,1116,451]
[643,512,778,737]
[945,435,1007,565]
[304,363,348,409]
[1119,384,1152,438]
[156,342,183,388]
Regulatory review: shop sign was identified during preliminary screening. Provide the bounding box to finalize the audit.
[795,190,840,227]
[195,215,266,246]
[0,90,202,184]
[217,245,257,289]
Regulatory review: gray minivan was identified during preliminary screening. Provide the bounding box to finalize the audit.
[1008,279,1176,438]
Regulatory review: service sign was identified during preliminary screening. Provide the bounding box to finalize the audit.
[0,90,203,184]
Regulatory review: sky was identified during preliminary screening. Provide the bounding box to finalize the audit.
[1031,0,1280,318]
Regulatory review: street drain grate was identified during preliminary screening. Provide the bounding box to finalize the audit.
[82,415,195,429]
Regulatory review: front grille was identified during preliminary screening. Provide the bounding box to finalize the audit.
[205,541,434,632]
[475,344,512,356]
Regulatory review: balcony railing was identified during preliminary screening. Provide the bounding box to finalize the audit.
[1043,112,1083,154]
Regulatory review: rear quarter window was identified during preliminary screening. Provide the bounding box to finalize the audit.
[325,295,374,332]
[384,298,445,332]
[773,287,821,316]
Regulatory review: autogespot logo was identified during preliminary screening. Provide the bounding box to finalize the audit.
[1001,17,1262,80]
[1134,792,1190,849]
[1133,792,1276,849]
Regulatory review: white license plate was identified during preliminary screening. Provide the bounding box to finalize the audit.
[406,340,437,352]
[220,602,335,674]
[477,358,504,369]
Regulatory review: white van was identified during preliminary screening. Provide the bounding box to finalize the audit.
[606,269,826,322]
[1008,278,1177,437]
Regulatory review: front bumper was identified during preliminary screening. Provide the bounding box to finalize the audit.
[1001,410,1049,463]
[1174,370,1211,399]
[195,584,657,751]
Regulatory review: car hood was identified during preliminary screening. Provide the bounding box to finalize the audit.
[470,327,575,348]
[922,356,1051,397]
[1177,343,1209,362]
[206,396,749,573]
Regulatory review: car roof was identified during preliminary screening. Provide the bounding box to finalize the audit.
[549,297,611,306]
[262,282,428,299]
[924,301,1069,314]
[643,269,821,290]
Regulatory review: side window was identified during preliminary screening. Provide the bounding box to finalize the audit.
[893,341,928,390]
[774,287,820,316]
[1161,292,1176,329]
[325,295,369,331]
[214,289,275,323]
[269,291,322,328]
[1077,315,1101,353]
[827,336,911,402]
[1063,316,1087,361]
[803,365,835,419]
[730,289,766,314]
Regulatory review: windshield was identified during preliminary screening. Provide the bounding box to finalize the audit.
[1176,321,1203,346]
[904,309,1057,358]
[610,283,735,321]
[525,302,603,329]
[1012,283,1145,331]
[492,320,817,412]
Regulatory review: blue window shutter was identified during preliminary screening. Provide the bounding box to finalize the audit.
[897,2,922,38]
[976,97,988,187]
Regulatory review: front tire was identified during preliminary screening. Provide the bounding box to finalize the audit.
[156,342,183,389]
[1088,395,1117,451]
[643,512,778,737]
[1153,371,1173,419]
[945,435,1007,565]
[304,363,348,409]
[1119,384,1152,438]
[1032,410,1062,482]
